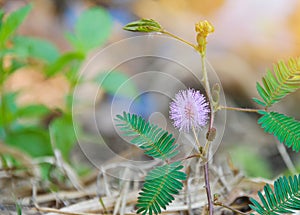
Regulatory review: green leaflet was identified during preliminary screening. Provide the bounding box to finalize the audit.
[115,112,179,160]
[254,58,300,107]
[13,36,60,64]
[66,7,112,52]
[258,111,300,152]
[136,162,187,215]
[46,51,85,77]
[6,127,53,157]
[0,4,31,47]
[16,104,50,118]
[50,114,77,161]
[250,174,300,215]
[123,19,163,33]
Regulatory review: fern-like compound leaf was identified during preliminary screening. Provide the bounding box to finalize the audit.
[258,111,300,152]
[115,112,179,160]
[254,58,300,107]
[250,174,300,215]
[136,162,187,215]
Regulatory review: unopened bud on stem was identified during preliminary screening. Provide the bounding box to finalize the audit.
[195,20,214,56]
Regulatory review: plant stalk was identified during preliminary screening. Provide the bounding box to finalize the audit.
[0,58,9,137]
[201,54,214,215]
[162,24,215,215]
[218,105,261,113]
[162,31,198,49]
[204,161,213,215]
[192,126,201,149]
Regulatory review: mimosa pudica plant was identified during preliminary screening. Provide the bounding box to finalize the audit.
[115,18,300,215]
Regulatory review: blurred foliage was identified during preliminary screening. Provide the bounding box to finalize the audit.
[0,4,117,182]
[95,71,138,98]
[229,145,272,179]
[12,36,60,64]
[66,7,112,53]
[0,4,32,48]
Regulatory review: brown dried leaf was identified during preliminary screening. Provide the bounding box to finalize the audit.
[4,66,69,109]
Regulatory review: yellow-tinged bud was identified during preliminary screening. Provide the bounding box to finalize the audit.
[195,20,214,37]
[195,20,214,56]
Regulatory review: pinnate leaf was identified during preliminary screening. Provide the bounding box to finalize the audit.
[255,58,300,107]
[258,111,300,152]
[250,174,300,214]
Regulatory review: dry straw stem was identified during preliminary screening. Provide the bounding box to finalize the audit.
[0,141,39,177]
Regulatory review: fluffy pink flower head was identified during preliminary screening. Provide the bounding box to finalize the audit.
[169,89,210,132]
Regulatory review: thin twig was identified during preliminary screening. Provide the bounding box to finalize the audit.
[99,197,107,214]
[0,142,40,177]
[120,180,130,215]
[210,166,230,194]
[22,190,96,205]
[183,154,201,161]
[214,202,249,215]
[192,126,201,149]
[203,140,211,157]
[162,31,198,49]
[35,206,136,215]
[49,126,84,190]
[275,138,297,175]
[113,168,130,215]
[35,206,96,215]
[218,105,261,113]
